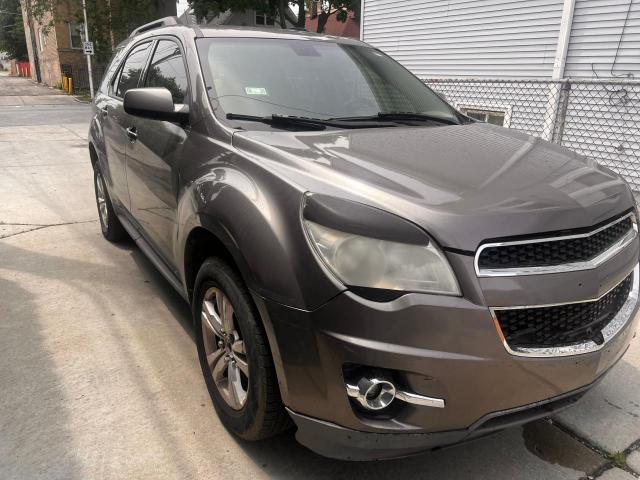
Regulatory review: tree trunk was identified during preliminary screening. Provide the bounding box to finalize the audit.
[316,10,329,33]
[278,0,287,28]
[296,0,305,27]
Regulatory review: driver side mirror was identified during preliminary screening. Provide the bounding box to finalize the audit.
[123,87,189,124]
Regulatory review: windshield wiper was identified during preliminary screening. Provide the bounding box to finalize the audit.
[332,112,461,125]
[227,113,326,130]
[226,113,396,130]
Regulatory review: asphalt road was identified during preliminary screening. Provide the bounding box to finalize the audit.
[1,75,640,480]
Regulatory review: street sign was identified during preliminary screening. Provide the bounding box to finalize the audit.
[83,42,94,55]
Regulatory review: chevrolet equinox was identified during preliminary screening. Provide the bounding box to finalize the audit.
[89,18,640,460]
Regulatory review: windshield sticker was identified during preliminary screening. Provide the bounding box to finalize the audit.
[245,87,268,95]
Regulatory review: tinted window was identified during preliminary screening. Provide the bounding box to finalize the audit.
[99,45,125,95]
[116,42,151,98]
[196,38,459,122]
[146,40,189,104]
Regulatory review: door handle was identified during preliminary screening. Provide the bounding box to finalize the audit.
[126,126,138,141]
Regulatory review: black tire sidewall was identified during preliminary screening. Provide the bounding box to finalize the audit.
[93,164,127,242]
[193,258,269,439]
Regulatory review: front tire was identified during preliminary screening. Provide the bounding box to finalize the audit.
[194,257,290,440]
[93,165,127,242]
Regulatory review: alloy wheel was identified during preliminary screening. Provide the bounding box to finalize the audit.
[201,287,249,410]
[95,172,108,228]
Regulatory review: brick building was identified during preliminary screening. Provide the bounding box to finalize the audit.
[21,3,83,87]
[21,0,177,88]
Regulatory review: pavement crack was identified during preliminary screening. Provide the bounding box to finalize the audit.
[1,222,49,226]
[0,219,97,239]
[59,124,86,140]
[549,419,640,479]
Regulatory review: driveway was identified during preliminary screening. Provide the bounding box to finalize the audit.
[1,75,639,480]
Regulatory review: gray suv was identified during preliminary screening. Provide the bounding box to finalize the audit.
[89,18,639,460]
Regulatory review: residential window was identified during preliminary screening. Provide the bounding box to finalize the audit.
[459,106,509,126]
[255,11,275,26]
[69,22,83,49]
[145,40,189,104]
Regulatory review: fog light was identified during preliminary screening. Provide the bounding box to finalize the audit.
[346,377,396,411]
[346,375,446,410]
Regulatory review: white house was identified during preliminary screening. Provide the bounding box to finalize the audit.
[361,0,640,192]
[361,0,639,80]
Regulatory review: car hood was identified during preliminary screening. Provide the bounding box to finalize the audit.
[232,123,633,251]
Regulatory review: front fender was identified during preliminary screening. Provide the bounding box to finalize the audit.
[176,156,344,310]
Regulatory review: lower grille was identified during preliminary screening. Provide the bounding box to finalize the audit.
[494,272,633,349]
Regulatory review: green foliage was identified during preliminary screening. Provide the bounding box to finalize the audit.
[608,451,627,469]
[189,0,277,21]
[314,0,358,33]
[188,0,318,28]
[23,0,170,64]
[0,0,28,60]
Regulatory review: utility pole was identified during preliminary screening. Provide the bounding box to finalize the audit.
[81,0,94,98]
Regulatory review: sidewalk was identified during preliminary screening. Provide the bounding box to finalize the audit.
[0,75,92,127]
[0,75,79,106]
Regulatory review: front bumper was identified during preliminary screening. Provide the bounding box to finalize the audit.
[253,249,639,460]
[286,376,605,460]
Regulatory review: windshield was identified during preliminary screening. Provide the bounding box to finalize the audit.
[196,37,460,122]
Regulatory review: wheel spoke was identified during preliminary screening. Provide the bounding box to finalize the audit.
[202,300,224,337]
[96,175,108,225]
[96,175,104,198]
[231,339,245,355]
[202,287,248,410]
[227,361,246,409]
[206,349,224,372]
[212,352,228,383]
[219,294,235,334]
[231,341,249,376]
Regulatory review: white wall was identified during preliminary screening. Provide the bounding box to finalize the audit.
[565,0,640,78]
[362,0,565,78]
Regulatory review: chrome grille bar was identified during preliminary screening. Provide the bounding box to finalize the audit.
[475,212,637,277]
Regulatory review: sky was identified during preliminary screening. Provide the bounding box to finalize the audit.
[175,1,301,17]
[177,0,189,15]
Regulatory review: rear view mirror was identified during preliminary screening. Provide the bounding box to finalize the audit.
[123,87,189,124]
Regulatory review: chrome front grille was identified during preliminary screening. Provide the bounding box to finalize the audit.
[490,265,639,357]
[475,213,637,277]
[494,273,633,349]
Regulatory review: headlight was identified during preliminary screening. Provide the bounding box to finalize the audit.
[304,220,461,296]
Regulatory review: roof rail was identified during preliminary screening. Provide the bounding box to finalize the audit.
[129,17,179,38]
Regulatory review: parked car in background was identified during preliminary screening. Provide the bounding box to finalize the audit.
[89,18,640,460]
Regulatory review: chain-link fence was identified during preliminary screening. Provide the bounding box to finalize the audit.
[425,78,640,193]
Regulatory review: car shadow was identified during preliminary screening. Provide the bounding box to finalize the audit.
[0,230,202,479]
[0,270,84,479]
